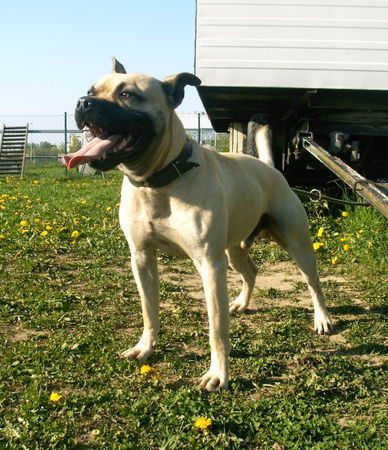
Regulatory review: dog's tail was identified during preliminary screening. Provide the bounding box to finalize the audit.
[246,113,275,168]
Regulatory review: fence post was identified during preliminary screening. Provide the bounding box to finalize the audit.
[64,112,68,175]
[197,113,201,144]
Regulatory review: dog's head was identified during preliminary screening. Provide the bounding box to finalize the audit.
[63,58,201,172]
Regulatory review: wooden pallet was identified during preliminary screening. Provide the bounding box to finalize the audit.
[0,125,29,177]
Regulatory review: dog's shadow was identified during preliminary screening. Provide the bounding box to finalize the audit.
[137,304,386,392]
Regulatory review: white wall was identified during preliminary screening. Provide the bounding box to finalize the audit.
[195,0,388,90]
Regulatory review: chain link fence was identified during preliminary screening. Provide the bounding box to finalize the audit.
[0,113,228,174]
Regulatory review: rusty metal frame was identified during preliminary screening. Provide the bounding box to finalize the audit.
[301,136,388,218]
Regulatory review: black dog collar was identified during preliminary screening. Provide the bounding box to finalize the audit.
[129,140,199,188]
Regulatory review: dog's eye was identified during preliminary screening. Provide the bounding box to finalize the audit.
[119,91,141,100]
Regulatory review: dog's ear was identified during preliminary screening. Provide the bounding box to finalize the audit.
[112,57,127,74]
[162,73,201,108]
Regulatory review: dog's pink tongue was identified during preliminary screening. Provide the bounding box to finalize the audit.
[62,134,122,169]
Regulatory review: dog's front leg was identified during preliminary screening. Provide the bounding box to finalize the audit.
[195,254,231,392]
[121,248,159,361]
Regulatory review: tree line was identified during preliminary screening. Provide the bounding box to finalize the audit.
[26,134,229,157]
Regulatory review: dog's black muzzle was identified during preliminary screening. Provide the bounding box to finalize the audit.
[74,96,160,171]
[75,96,139,134]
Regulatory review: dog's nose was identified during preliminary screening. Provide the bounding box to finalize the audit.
[76,96,95,111]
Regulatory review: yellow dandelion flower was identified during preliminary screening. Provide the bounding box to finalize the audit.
[0,235,5,239]
[331,256,339,264]
[81,200,87,204]
[33,180,39,184]
[367,241,373,247]
[106,206,112,211]
[71,231,80,238]
[40,230,49,237]
[49,392,62,402]
[194,417,213,429]
[34,218,41,223]
[343,244,351,251]
[316,227,324,238]
[140,365,160,380]
[21,229,29,235]
[140,365,156,375]
[339,237,347,242]
[115,203,120,207]
[19,220,29,227]
[313,242,324,251]
[341,211,349,217]
[0,205,7,210]
[45,226,53,231]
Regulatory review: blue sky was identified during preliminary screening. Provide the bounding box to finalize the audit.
[0,0,204,115]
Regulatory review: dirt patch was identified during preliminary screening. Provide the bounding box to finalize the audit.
[0,322,48,342]
[159,259,346,306]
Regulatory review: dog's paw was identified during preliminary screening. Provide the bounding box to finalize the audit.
[198,370,228,392]
[229,295,249,315]
[120,345,153,361]
[314,313,333,335]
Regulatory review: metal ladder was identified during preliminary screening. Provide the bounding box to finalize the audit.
[0,125,29,177]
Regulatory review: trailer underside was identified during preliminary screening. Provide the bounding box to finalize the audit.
[197,86,388,186]
[197,86,388,216]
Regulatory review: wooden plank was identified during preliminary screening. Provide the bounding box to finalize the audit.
[228,122,246,153]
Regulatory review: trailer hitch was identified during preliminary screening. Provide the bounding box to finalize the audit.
[300,136,388,218]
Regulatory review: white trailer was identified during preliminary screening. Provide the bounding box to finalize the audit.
[195,0,388,201]
[196,0,388,92]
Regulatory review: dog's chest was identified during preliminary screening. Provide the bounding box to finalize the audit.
[137,188,172,222]
[120,177,206,257]
[120,188,171,234]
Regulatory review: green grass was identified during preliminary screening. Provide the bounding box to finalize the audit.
[0,166,387,448]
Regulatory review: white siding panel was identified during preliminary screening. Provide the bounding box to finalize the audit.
[195,0,388,90]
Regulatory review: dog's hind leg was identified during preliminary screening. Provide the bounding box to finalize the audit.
[268,199,333,335]
[121,248,160,361]
[227,246,258,314]
[288,244,332,334]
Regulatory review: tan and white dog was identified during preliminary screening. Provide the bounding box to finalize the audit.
[63,58,332,392]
